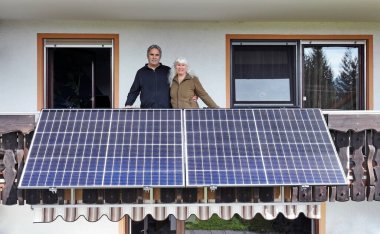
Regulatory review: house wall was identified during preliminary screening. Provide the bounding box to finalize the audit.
[1,20,380,234]
[0,20,379,112]
[0,205,118,234]
[326,201,380,234]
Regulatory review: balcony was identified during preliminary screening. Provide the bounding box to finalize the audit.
[1,110,379,222]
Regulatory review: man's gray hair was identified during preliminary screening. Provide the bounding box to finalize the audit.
[147,44,162,57]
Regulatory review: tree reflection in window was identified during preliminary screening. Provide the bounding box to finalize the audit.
[303,46,363,110]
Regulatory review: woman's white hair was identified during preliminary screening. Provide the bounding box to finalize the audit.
[169,57,195,85]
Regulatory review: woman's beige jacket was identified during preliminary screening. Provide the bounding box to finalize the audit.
[170,74,218,109]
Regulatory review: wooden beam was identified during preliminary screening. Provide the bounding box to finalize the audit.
[366,35,373,110]
[119,216,130,234]
[328,114,380,132]
[225,35,231,108]
[0,115,35,135]
[176,220,185,234]
[316,202,326,234]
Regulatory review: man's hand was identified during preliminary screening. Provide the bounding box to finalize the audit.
[192,96,198,102]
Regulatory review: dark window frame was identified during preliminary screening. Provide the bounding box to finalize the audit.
[227,35,371,110]
[230,40,299,108]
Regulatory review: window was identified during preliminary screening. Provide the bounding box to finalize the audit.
[37,34,119,109]
[227,35,372,110]
[302,42,365,110]
[231,42,298,107]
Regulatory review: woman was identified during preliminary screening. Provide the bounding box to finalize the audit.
[170,57,219,108]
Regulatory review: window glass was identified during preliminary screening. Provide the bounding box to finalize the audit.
[230,40,365,110]
[303,45,364,110]
[235,79,290,101]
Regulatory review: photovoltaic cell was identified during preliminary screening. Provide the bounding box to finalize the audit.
[184,109,347,186]
[19,109,184,188]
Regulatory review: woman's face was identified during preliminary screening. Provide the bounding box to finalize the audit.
[175,63,187,76]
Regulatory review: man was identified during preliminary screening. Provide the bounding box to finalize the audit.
[125,44,175,233]
[125,44,171,108]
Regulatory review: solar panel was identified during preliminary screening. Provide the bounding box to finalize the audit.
[184,109,347,187]
[19,109,184,188]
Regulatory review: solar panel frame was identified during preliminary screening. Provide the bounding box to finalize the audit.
[184,108,347,187]
[19,108,347,190]
[19,109,185,189]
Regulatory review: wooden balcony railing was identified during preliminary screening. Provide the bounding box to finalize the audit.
[1,111,380,205]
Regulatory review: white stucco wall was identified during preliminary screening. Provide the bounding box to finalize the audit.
[1,20,380,234]
[326,201,380,234]
[0,20,379,112]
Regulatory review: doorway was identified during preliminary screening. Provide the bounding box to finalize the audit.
[37,33,119,109]
[46,47,112,108]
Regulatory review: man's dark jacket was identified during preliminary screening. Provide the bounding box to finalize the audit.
[125,64,171,108]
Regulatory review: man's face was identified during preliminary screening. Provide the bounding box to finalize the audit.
[147,48,161,68]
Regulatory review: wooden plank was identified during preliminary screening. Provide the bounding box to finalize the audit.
[329,186,336,202]
[0,115,35,134]
[366,131,376,201]
[207,188,216,203]
[105,189,120,204]
[1,132,18,150]
[121,188,138,203]
[350,131,366,201]
[16,149,25,204]
[25,189,40,205]
[216,187,235,202]
[83,189,98,204]
[181,188,197,203]
[317,202,327,234]
[328,114,380,132]
[284,186,292,202]
[335,131,350,202]
[2,150,17,204]
[373,132,380,201]
[42,190,58,204]
[153,188,160,203]
[298,186,312,202]
[161,188,175,203]
[176,220,185,234]
[259,187,274,202]
[313,186,327,202]
[197,188,204,203]
[236,187,252,202]
[118,216,130,234]
[25,131,34,150]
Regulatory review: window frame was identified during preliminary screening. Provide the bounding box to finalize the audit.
[226,34,373,110]
[37,33,120,110]
[230,40,300,108]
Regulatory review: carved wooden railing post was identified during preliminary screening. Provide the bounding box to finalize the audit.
[335,131,350,201]
[366,130,376,201]
[2,150,17,204]
[16,149,25,204]
[351,131,366,201]
[373,131,380,201]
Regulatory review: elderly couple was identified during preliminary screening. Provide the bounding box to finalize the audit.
[125,44,219,109]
